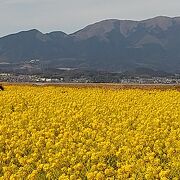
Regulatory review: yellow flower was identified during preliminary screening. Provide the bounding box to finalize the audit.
[0,85,180,179]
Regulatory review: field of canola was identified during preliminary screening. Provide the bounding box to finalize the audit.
[0,85,180,180]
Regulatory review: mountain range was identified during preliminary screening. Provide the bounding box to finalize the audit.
[0,16,180,73]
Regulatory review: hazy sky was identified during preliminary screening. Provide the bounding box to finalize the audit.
[0,0,180,37]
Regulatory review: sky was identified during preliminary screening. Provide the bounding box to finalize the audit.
[0,0,180,37]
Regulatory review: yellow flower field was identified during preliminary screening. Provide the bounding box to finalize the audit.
[0,85,180,180]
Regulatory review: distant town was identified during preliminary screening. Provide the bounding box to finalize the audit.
[0,60,180,84]
[1,72,180,84]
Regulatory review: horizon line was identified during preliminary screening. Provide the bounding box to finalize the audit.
[1,15,180,38]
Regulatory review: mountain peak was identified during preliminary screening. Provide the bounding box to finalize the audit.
[72,19,119,40]
[25,29,42,33]
[46,31,68,39]
[1,16,180,72]
[72,16,180,40]
[17,29,44,37]
[142,16,174,30]
[19,29,51,42]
